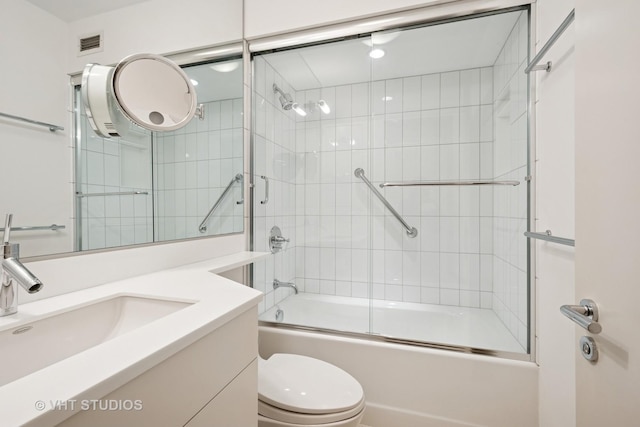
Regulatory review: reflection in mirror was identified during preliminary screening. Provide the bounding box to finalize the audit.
[75,57,244,251]
[82,54,201,138]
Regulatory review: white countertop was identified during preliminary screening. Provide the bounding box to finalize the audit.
[0,251,269,427]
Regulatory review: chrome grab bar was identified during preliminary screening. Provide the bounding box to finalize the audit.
[0,224,66,232]
[354,168,417,238]
[560,299,601,334]
[525,230,575,247]
[525,8,575,73]
[0,111,64,132]
[379,179,520,188]
[260,176,269,205]
[199,173,243,233]
[76,191,149,197]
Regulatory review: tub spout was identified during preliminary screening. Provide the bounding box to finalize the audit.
[273,279,298,295]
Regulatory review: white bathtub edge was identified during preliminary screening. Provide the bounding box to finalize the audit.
[259,326,539,427]
[363,402,486,427]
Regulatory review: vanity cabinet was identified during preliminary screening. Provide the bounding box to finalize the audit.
[58,307,258,427]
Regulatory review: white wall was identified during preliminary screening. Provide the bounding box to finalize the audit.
[66,0,243,73]
[1,0,74,257]
[534,1,576,426]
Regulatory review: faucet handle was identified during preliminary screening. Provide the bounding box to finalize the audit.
[3,214,12,244]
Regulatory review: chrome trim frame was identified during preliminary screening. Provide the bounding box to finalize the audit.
[69,42,244,84]
[527,4,537,361]
[248,1,536,362]
[247,0,533,52]
[258,322,532,362]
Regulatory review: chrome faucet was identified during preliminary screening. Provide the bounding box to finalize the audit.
[273,279,298,295]
[1,214,43,317]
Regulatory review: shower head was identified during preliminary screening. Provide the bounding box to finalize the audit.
[273,83,294,110]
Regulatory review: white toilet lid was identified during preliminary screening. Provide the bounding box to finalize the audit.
[258,353,364,414]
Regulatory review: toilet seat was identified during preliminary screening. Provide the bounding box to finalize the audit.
[258,353,365,424]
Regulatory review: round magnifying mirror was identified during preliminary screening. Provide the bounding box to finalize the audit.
[112,53,198,132]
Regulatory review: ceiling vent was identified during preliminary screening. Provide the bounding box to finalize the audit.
[78,32,103,56]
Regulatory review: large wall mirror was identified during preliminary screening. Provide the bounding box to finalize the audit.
[2,0,244,258]
[75,56,244,251]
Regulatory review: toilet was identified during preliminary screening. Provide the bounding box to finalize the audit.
[258,353,365,427]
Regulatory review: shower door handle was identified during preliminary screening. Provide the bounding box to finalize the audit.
[260,176,269,205]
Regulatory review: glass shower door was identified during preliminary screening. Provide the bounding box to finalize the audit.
[367,10,530,354]
[252,7,531,355]
[252,38,375,333]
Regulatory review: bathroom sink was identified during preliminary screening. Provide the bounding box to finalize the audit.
[0,295,191,387]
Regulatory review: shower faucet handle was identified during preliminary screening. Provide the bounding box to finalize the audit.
[269,226,289,254]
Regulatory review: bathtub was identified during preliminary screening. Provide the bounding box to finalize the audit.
[258,294,538,427]
[260,293,525,353]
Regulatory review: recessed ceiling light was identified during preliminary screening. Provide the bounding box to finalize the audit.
[369,48,385,59]
[210,61,240,73]
[382,96,393,101]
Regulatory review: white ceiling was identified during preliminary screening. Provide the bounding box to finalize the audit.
[26,0,150,22]
[264,11,522,91]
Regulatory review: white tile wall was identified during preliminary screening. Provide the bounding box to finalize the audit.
[293,66,494,310]
[78,114,153,251]
[154,98,244,241]
[80,97,244,251]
